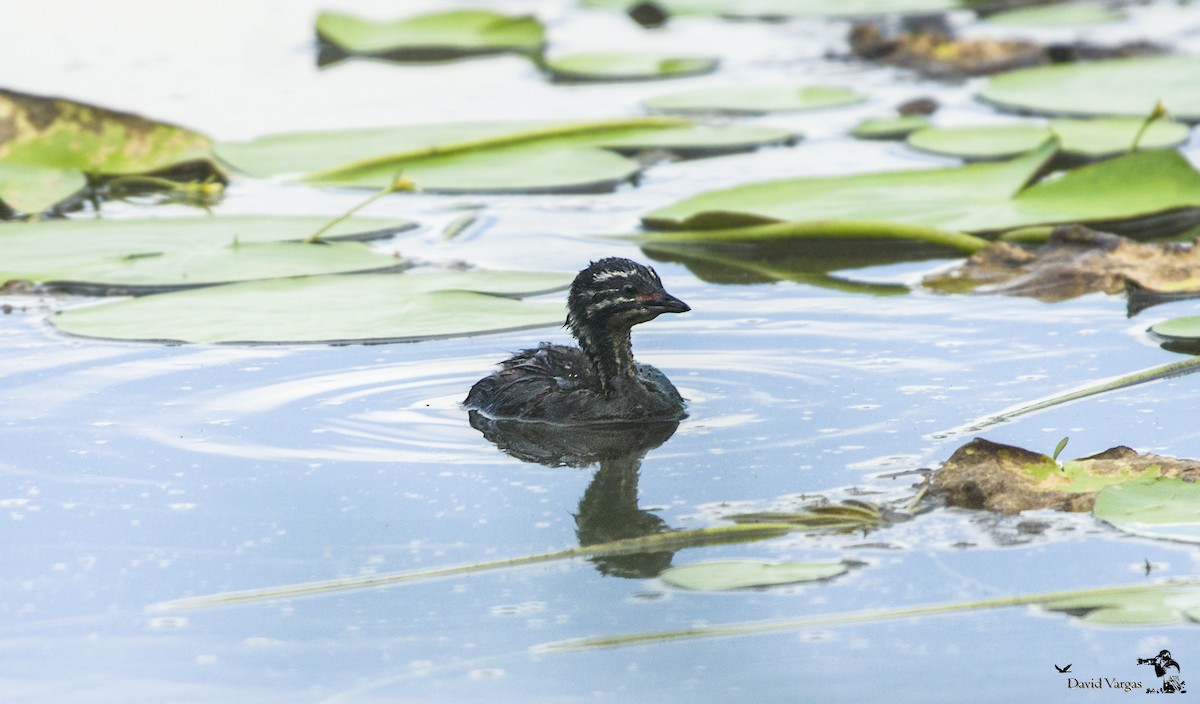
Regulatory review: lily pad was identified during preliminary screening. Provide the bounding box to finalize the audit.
[1042,584,1200,625]
[543,53,717,83]
[0,89,216,175]
[0,216,416,292]
[906,118,1190,161]
[216,118,795,192]
[907,124,1048,160]
[979,55,1200,123]
[985,4,1124,27]
[660,560,848,591]
[0,162,87,215]
[641,141,1200,237]
[0,89,221,215]
[1093,478,1200,544]
[1150,315,1200,349]
[315,10,545,61]
[582,0,959,19]
[645,85,864,115]
[52,271,571,345]
[851,115,931,140]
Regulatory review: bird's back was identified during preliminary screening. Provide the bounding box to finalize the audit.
[464,343,685,423]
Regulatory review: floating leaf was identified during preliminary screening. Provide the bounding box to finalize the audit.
[907,124,1049,161]
[979,56,1200,122]
[1042,586,1200,625]
[931,438,1200,514]
[641,142,1200,237]
[217,118,795,192]
[0,162,87,215]
[985,4,1123,26]
[923,225,1200,301]
[660,560,848,591]
[1150,315,1200,350]
[0,89,216,175]
[0,216,416,292]
[1093,479,1200,544]
[52,270,575,344]
[0,89,222,214]
[906,119,1189,161]
[851,115,931,140]
[543,53,717,82]
[315,10,545,61]
[581,0,959,19]
[645,85,864,115]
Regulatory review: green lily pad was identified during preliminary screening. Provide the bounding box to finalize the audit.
[216,118,795,192]
[985,4,1124,27]
[907,119,1190,161]
[660,560,848,591]
[1094,478,1200,543]
[543,53,717,83]
[0,162,87,215]
[52,271,572,344]
[979,55,1200,123]
[1042,584,1200,625]
[1051,118,1191,157]
[1150,315,1200,345]
[582,0,959,19]
[0,216,416,292]
[315,10,545,60]
[641,141,1200,236]
[645,85,864,115]
[851,115,931,140]
[907,124,1049,160]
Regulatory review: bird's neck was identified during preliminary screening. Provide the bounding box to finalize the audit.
[578,325,637,394]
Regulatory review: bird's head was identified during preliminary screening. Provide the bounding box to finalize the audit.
[566,257,689,338]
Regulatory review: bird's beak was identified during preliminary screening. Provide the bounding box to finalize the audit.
[649,291,690,314]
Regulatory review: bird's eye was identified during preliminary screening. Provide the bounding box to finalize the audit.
[622,284,638,297]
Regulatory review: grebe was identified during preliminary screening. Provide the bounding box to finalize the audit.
[464,258,689,423]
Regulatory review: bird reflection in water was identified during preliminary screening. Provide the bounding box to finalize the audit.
[467,412,680,578]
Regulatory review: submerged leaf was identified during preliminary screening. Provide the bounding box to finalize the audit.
[979,55,1200,122]
[543,53,717,82]
[0,216,416,292]
[661,560,848,591]
[730,500,884,531]
[315,10,545,60]
[645,85,864,115]
[52,270,574,344]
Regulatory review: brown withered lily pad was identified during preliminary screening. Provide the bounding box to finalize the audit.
[846,21,1162,79]
[923,225,1200,303]
[931,438,1200,514]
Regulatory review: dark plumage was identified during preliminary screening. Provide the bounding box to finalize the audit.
[464,258,690,423]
